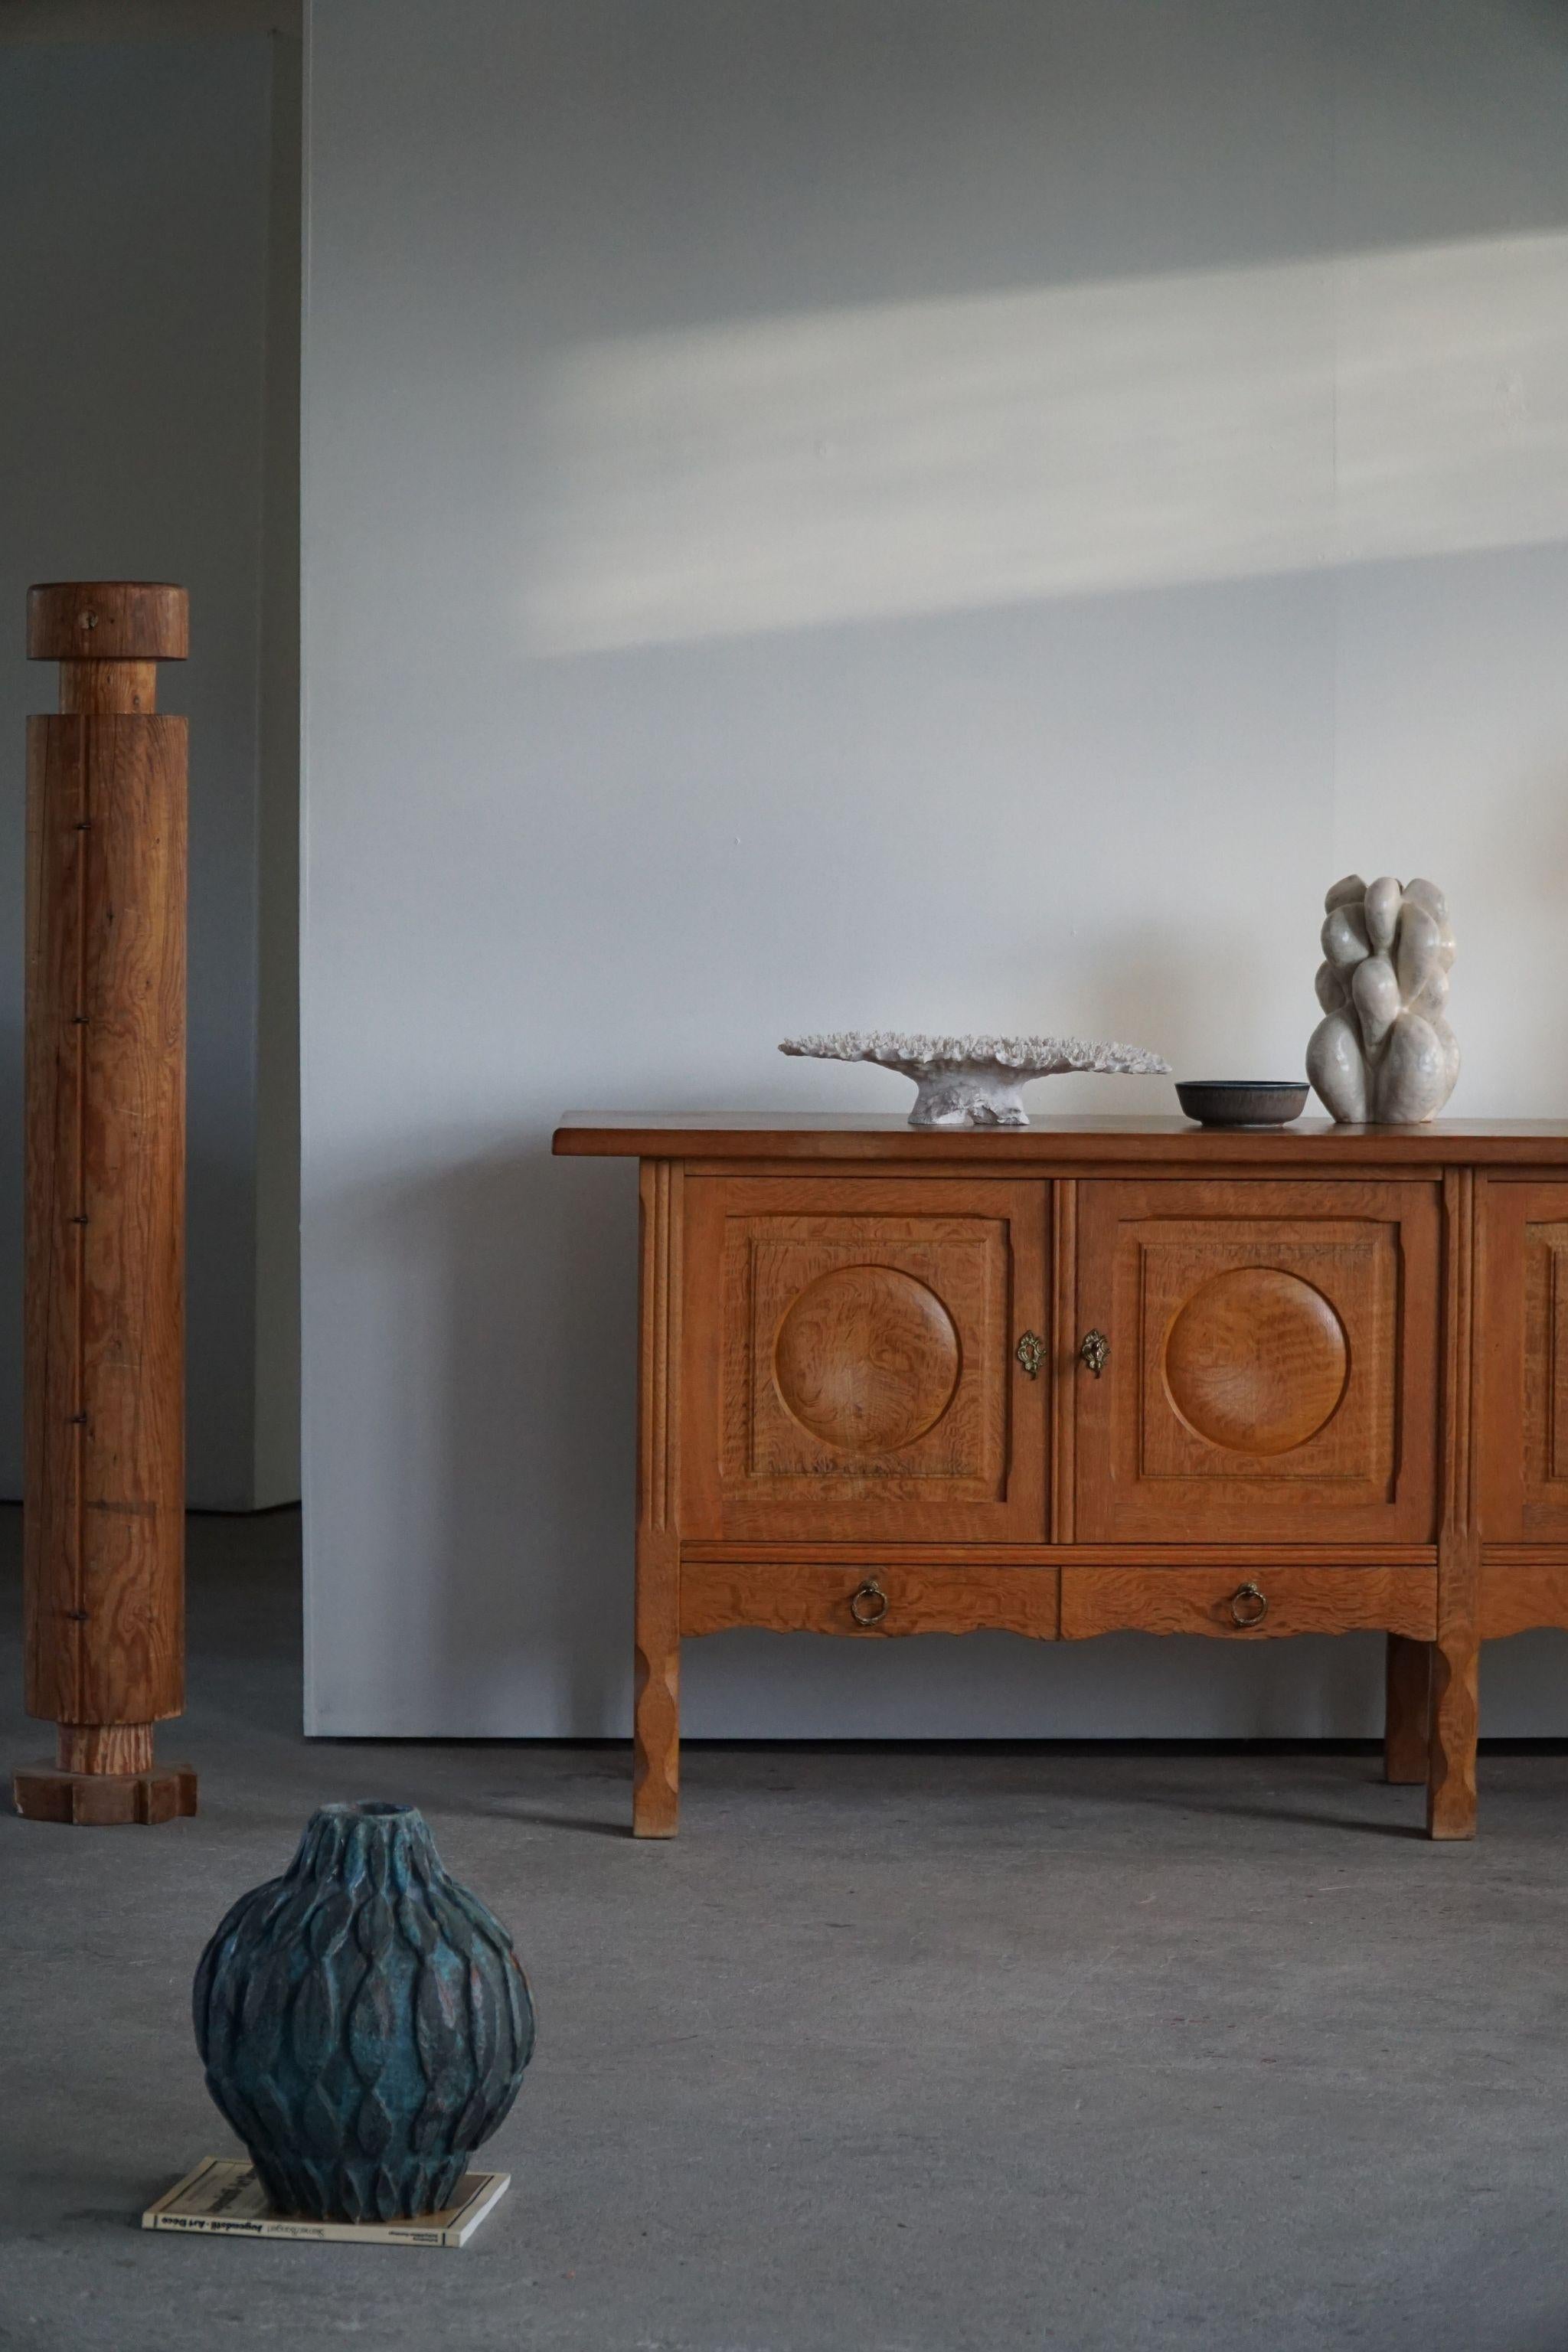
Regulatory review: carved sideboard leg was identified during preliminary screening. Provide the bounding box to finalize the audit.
[1383,1635,1431,1783]
[634,1530,680,1838]
[1429,1168,1478,1840]
[1427,1608,1478,1839]
[633,1160,681,1837]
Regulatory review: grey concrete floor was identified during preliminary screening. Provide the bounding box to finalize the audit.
[5,1509,1568,2350]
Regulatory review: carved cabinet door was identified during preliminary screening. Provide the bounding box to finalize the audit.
[681,1178,1047,1541]
[1479,1181,1568,1540]
[1073,1179,1440,1543]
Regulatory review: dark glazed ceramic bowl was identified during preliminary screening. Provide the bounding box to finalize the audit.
[1175,1080,1308,1128]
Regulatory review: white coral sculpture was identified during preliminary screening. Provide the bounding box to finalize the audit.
[1306,874,1458,1125]
[779,1031,1170,1129]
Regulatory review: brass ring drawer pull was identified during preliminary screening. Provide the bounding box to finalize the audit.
[1079,1329,1109,1377]
[1230,1581,1269,1629]
[850,1579,889,1626]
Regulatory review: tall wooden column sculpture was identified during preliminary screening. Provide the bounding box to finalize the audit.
[13,583,195,1824]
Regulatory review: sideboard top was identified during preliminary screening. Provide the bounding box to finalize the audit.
[554,1112,1568,1165]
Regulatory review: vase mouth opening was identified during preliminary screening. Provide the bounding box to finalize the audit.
[322,1799,419,1821]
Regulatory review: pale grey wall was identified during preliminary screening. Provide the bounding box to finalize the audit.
[2,2,297,35]
[254,30,304,1504]
[302,0,1568,1735]
[0,31,301,1508]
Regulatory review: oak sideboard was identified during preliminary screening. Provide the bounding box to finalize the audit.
[552,1113,1568,1840]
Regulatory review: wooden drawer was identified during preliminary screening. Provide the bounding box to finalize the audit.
[1061,1563,1437,1640]
[1481,1556,1568,1638]
[1073,1178,1441,1544]
[681,1557,1060,1638]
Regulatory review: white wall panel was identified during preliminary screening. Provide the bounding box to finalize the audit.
[302,0,1568,1733]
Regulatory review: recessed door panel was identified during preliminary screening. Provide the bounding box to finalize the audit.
[682,1178,1047,1540]
[1479,1182,1568,1542]
[1074,1179,1439,1542]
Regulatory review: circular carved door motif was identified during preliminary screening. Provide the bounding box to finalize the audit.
[773,1265,961,1452]
[1163,1266,1348,1456]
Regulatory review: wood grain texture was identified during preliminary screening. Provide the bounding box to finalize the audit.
[59,662,158,716]
[1477,1181,1568,1541]
[1429,1168,1479,1839]
[681,1560,1060,1638]
[1050,1180,1076,1544]
[681,1177,1047,1542]
[23,714,185,1732]
[773,1263,960,1451]
[1383,1635,1431,1783]
[1060,1565,1436,1640]
[1163,1266,1348,1455]
[1480,1557,1568,1637]
[730,1214,998,1500]
[12,1755,195,1824]
[1074,1178,1440,1543]
[681,1540,1436,1566]
[680,1156,1454,1187]
[634,1160,681,1836]
[555,1115,1568,1165]
[27,580,188,664]
[23,719,87,1726]
[57,1721,152,1772]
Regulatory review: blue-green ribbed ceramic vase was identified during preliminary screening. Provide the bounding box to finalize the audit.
[193,1802,534,2222]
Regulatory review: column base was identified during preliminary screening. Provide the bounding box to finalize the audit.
[13,1759,198,1824]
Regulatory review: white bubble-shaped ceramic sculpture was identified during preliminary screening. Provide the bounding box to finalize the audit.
[1306,874,1458,1124]
[779,1031,1171,1128]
